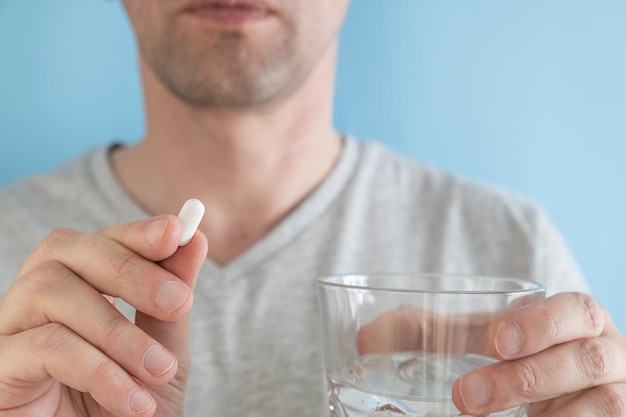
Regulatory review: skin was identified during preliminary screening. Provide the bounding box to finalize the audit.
[115,0,349,265]
[358,296,626,416]
[0,0,624,416]
[0,217,208,416]
[0,0,349,416]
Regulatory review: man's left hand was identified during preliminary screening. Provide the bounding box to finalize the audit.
[452,292,626,416]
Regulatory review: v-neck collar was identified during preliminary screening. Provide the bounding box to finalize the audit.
[91,136,360,282]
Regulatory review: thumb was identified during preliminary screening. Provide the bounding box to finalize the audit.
[135,231,208,365]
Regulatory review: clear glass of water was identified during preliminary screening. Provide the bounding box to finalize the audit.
[316,274,546,417]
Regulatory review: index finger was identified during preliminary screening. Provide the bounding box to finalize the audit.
[20,215,183,280]
[489,292,606,360]
[18,215,198,322]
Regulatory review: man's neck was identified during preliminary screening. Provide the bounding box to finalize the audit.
[112,43,342,265]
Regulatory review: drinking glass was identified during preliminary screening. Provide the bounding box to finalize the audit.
[317,273,546,417]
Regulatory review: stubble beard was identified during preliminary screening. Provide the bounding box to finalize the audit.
[141,26,313,110]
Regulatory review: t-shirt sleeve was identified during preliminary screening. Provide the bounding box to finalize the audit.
[534,209,590,296]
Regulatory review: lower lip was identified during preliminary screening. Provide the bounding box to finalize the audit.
[186,5,272,26]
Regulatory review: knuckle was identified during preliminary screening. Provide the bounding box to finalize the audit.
[579,338,613,382]
[101,313,133,342]
[116,223,133,248]
[576,292,604,335]
[32,323,125,389]
[510,360,543,399]
[109,251,146,281]
[6,264,75,332]
[37,227,78,257]
[25,261,73,295]
[33,323,75,352]
[595,384,626,417]
[90,356,123,385]
[536,303,565,340]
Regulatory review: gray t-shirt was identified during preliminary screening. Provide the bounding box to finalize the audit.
[0,137,588,417]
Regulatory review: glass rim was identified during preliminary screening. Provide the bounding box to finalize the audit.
[317,273,546,295]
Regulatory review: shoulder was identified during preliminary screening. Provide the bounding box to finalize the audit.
[342,138,587,292]
[0,148,105,226]
[0,145,135,291]
[350,138,545,237]
[0,144,134,252]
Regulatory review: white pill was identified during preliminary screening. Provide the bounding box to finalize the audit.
[177,198,205,246]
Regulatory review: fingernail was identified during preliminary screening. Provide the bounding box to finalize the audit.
[459,372,490,411]
[495,322,522,358]
[145,217,169,246]
[142,344,175,377]
[155,281,189,313]
[130,389,154,415]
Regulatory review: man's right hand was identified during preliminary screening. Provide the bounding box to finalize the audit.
[0,214,208,417]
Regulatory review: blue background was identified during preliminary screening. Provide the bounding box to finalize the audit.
[0,1,624,332]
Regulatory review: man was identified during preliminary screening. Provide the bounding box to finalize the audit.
[0,1,624,417]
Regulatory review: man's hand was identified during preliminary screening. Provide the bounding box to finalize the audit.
[452,293,626,416]
[0,214,208,417]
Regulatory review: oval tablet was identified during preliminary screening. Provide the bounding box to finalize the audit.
[177,198,205,246]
